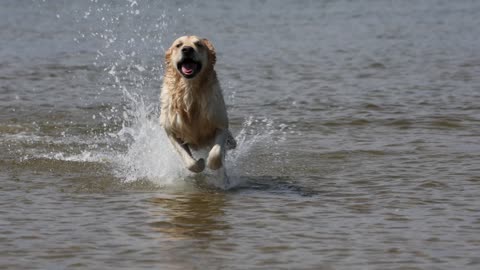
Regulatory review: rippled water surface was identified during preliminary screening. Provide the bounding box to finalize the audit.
[1,0,480,269]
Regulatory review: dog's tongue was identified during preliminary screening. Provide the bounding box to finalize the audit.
[181,62,197,75]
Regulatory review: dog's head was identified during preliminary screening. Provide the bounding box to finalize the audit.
[165,36,216,79]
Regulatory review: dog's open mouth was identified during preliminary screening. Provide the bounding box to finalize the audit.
[177,59,202,79]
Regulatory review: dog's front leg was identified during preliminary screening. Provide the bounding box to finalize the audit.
[166,133,205,173]
[207,129,228,170]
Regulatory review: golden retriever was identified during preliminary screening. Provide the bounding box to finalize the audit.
[160,36,236,173]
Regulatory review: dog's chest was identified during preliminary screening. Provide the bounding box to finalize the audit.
[168,100,216,146]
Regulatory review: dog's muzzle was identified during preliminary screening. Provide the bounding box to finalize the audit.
[177,46,202,79]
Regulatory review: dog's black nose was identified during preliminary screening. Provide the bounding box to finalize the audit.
[182,46,194,54]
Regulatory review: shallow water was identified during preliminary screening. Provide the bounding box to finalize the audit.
[1,0,480,269]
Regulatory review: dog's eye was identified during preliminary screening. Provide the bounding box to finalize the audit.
[195,42,203,48]
[175,43,182,48]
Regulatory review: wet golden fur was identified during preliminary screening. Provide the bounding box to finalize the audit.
[160,36,228,149]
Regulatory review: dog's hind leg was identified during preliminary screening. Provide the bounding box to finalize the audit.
[207,129,227,170]
[166,133,205,173]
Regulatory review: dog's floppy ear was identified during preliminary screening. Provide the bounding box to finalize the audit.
[164,46,173,66]
[202,38,216,66]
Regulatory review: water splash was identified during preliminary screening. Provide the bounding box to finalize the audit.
[225,116,284,186]
[113,89,186,185]
[72,1,190,185]
[111,93,287,189]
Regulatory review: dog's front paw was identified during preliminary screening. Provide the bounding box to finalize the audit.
[187,158,205,173]
[207,145,223,170]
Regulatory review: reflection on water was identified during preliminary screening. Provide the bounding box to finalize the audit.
[148,192,229,239]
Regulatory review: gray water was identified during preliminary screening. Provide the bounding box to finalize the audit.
[1,0,480,269]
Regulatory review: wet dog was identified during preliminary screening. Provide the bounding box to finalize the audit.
[160,36,236,174]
